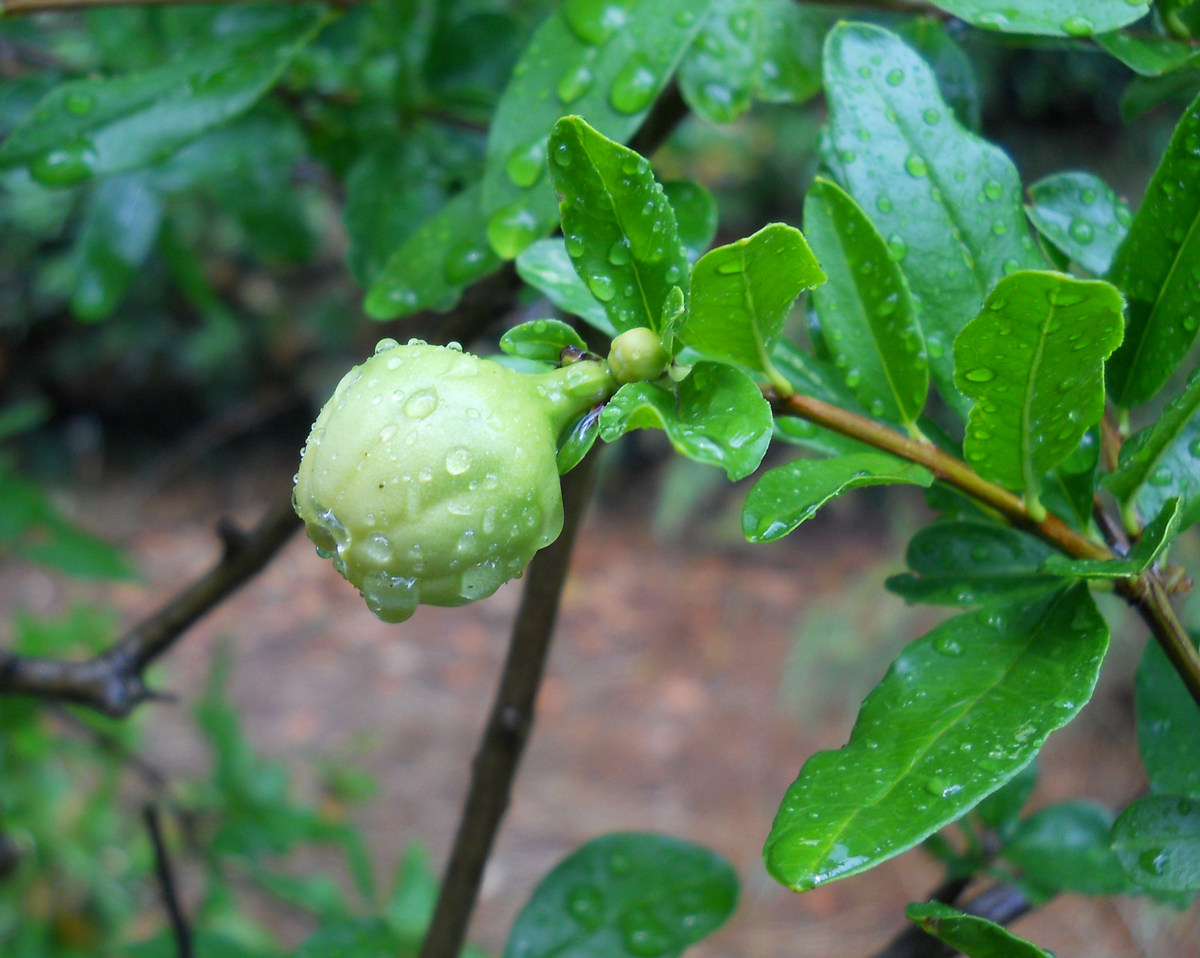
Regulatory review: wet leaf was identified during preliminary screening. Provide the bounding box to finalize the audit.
[896,18,980,130]
[805,177,926,428]
[681,223,823,377]
[364,184,501,320]
[764,584,1109,891]
[504,832,738,958]
[501,320,589,363]
[1112,795,1200,892]
[679,0,761,123]
[548,116,689,337]
[1095,31,1199,76]
[975,760,1038,834]
[743,453,932,542]
[926,0,1146,37]
[1104,367,1200,533]
[954,271,1123,502]
[1026,171,1131,276]
[0,8,323,187]
[516,238,617,338]
[557,407,602,475]
[1042,497,1181,578]
[598,362,772,481]
[70,171,163,322]
[1136,631,1200,798]
[481,0,709,259]
[905,903,1052,958]
[822,23,1043,418]
[662,179,717,263]
[885,518,1062,606]
[1108,90,1200,408]
[1002,802,1131,897]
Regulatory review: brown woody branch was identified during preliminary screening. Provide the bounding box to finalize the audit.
[0,496,301,717]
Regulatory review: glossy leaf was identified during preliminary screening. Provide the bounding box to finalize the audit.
[805,177,926,427]
[662,179,717,262]
[548,116,689,336]
[1112,795,1200,892]
[363,184,501,320]
[905,903,1051,958]
[823,23,1043,417]
[1104,368,1200,532]
[1108,90,1200,408]
[954,271,1124,500]
[503,832,738,958]
[1042,497,1181,579]
[885,518,1062,607]
[681,223,823,375]
[897,19,980,130]
[764,584,1109,891]
[516,238,617,338]
[1002,802,1130,897]
[500,319,589,363]
[757,1,830,105]
[0,8,323,187]
[481,0,708,258]
[1136,631,1200,798]
[290,918,402,958]
[679,0,760,123]
[743,453,932,543]
[1026,171,1131,276]
[925,0,1147,36]
[598,362,772,481]
[71,171,163,322]
[1095,31,1198,76]
[975,760,1038,834]
[558,407,602,475]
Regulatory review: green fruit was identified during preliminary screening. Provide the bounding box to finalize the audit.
[607,327,670,385]
[294,339,614,622]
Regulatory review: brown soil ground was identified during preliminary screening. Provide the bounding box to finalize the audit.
[5,439,1200,958]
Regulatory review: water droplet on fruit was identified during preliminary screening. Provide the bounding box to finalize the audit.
[445,448,473,475]
[404,389,438,419]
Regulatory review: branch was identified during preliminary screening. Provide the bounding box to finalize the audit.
[418,455,598,958]
[144,804,194,958]
[0,495,301,716]
[1,0,356,15]
[765,387,1200,710]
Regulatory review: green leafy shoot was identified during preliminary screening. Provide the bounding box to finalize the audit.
[500,319,589,363]
[905,903,1052,958]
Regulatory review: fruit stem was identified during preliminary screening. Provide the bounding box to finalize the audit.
[536,360,618,435]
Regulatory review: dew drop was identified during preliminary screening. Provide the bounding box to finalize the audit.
[487,202,541,259]
[608,237,632,265]
[964,367,996,383]
[562,0,636,45]
[29,136,97,187]
[904,154,928,178]
[557,63,595,105]
[374,338,399,354]
[587,273,616,301]
[506,136,548,188]
[64,91,95,115]
[445,448,473,475]
[565,883,605,931]
[1060,14,1095,36]
[444,241,492,285]
[1068,218,1095,244]
[609,55,659,114]
[404,389,438,419]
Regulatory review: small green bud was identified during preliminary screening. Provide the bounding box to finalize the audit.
[607,327,670,385]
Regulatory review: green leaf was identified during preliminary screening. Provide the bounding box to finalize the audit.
[757,1,830,105]
[681,223,823,377]
[1042,497,1181,578]
[1136,631,1200,798]
[662,179,717,263]
[975,760,1038,834]
[1026,171,1132,276]
[1104,368,1200,532]
[548,116,689,336]
[503,832,738,958]
[363,183,502,320]
[558,407,602,475]
[954,271,1124,502]
[896,18,980,130]
[804,177,927,427]
[904,903,1052,958]
[1095,31,1199,76]
[679,0,761,123]
[822,22,1043,417]
[70,171,163,322]
[885,518,1062,607]
[743,452,933,542]
[291,918,405,958]
[0,8,323,187]
[923,0,1147,36]
[764,584,1109,891]
[1119,69,1200,122]
[516,238,618,338]
[1108,90,1200,408]
[500,319,589,363]
[598,362,772,481]
[481,0,708,258]
[386,845,437,944]
[1112,795,1200,892]
[1002,802,1131,897]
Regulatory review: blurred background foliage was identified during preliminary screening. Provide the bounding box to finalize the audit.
[1,0,1198,953]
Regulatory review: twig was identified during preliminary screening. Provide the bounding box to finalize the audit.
[765,386,1200,709]
[418,455,599,958]
[871,881,1032,958]
[0,495,301,716]
[1,0,356,14]
[144,804,194,958]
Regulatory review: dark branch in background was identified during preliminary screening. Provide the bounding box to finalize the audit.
[418,455,599,958]
[144,804,194,958]
[0,497,301,717]
[871,880,1032,958]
